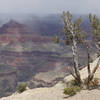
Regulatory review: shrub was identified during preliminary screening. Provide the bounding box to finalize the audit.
[63,86,81,96]
[84,78,99,89]
[69,80,79,87]
[53,35,59,44]
[89,78,99,89]
[17,83,27,93]
[74,86,81,92]
[63,87,76,96]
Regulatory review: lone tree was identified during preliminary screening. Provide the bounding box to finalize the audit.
[54,11,100,86]
[61,11,84,84]
[87,13,100,81]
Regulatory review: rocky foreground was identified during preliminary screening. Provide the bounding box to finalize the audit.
[0,58,100,100]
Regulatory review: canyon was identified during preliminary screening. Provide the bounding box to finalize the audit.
[0,18,98,97]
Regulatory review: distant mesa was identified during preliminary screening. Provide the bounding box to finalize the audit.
[0,20,33,35]
[0,20,53,44]
[3,20,23,27]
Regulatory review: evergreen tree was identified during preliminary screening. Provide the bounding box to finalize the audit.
[61,11,83,84]
[54,11,97,86]
[88,14,100,82]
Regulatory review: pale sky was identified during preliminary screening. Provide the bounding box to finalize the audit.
[0,0,100,15]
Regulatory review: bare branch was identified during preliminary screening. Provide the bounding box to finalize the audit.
[90,58,100,81]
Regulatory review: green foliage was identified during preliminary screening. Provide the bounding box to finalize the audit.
[89,14,100,41]
[63,77,99,96]
[92,15,100,29]
[69,80,79,87]
[74,86,81,92]
[74,17,82,33]
[94,32,100,41]
[65,32,87,45]
[53,35,59,44]
[17,83,27,93]
[61,11,87,45]
[89,13,93,23]
[63,79,81,96]
[63,86,81,96]
[63,87,76,96]
[65,35,72,45]
[76,33,83,43]
[53,11,87,46]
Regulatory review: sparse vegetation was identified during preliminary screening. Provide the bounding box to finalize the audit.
[54,11,88,85]
[63,78,99,96]
[69,79,80,87]
[53,35,59,44]
[57,11,100,96]
[60,11,100,85]
[64,87,76,96]
[63,80,81,96]
[84,78,99,89]
[17,83,27,93]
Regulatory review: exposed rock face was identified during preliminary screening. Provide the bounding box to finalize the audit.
[0,20,99,98]
[0,20,53,45]
[0,20,33,35]
[0,20,66,97]
[0,70,17,97]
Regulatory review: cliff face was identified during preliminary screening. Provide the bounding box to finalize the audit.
[0,20,98,98]
[0,20,33,35]
[0,20,53,44]
[0,20,67,97]
[0,71,17,97]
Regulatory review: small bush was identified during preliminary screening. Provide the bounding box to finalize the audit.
[74,86,81,92]
[89,78,99,89]
[63,86,81,96]
[69,80,79,87]
[53,35,59,44]
[84,78,99,89]
[17,83,27,93]
[63,87,76,96]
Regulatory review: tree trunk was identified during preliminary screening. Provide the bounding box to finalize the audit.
[89,42,100,81]
[71,31,82,83]
[86,45,91,83]
[89,58,100,81]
